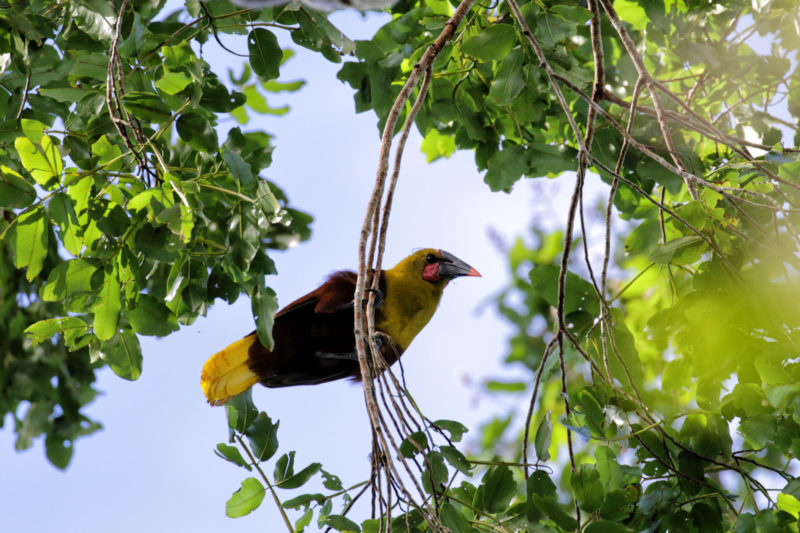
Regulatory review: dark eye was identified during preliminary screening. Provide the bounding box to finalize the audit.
[426,253,437,264]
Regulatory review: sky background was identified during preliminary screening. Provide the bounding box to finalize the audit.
[0,6,583,532]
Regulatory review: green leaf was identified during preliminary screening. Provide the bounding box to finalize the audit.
[422,451,448,494]
[11,205,49,280]
[15,134,62,187]
[91,135,123,171]
[648,236,706,265]
[571,464,604,512]
[94,328,142,380]
[484,143,528,191]
[222,146,254,187]
[214,443,251,470]
[275,454,322,489]
[122,92,171,123]
[248,28,282,81]
[226,389,259,433]
[529,494,578,531]
[324,515,361,532]
[226,477,265,518]
[489,48,526,104]
[440,445,473,474]
[155,70,192,95]
[252,284,278,351]
[127,294,179,337]
[440,502,476,533]
[462,24,518,61]
[432,419,468,442]
[485,379,526,393]
[25,317,88,348]
[283,493,326,509]
[480,465,516,513]
[45,434,74,470]
[176,112,218,153]
[400,431,429,457]
[420,129,455,162]
[534,410,552,461]
[92,269,121,341]
[613,0,649,30]
[530,265,600,316]
[0,167,36,208]
[245,412,280,461]
[321,469,343,490]
[778,493,800,518]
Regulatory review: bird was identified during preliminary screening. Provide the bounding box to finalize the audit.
[201,249,480,405]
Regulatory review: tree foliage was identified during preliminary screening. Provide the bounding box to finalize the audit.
[3,0,800,532]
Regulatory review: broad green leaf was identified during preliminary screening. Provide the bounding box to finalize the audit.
[571,464,604,512]
[122,92,171,123]
[488,48,526,104]
[480,465,516,513]
[400,431,429,457]
[222,147,254,187]
[245,412,280,461]
[778,493,800,518]
[530,265,600,316]
[439,502,476,533]
[263,80,305,92]
[92,270,121,341]
[40,258,95,306]
[486,380,526,392]
[613,0,649,30]
[252,284,278,351]
[226,477,265,518]
[275,453,321,489]
[176,112,218,153]
[484,143,528,191]
[45,434,74,470]
[274,451,295,484]
[127,294,179,337]
[421,451,448,494]
[91,135,123,171]
[534,410,552,461]
[432,419,468,442]
[214,443,251,470]
[11,206,49,280]
[440,445,473,474]
[15,134,62,187]
[0,167,36,207]
[420,129,455,162]
[155,70,192,95]
[94,329,142,380]
[283,493,326,509]
[226,389,259,433]
[25,317,88,348]
[324,515,360,532]
[248,28,281,81]
[648,236,706,265]
[462,24,517,61]
[529,494,579,531]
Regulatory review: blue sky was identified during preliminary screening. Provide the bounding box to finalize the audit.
[0,8,577,532]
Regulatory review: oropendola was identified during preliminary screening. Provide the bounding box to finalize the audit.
[201,249,481,405]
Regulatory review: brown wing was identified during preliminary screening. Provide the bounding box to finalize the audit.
[248,271,377,387]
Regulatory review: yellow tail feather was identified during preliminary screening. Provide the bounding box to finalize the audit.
[201,335,261,406]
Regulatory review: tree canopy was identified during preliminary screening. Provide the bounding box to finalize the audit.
[2,0,800,531]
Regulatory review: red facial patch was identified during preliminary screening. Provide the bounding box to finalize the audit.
[422,262,440,282]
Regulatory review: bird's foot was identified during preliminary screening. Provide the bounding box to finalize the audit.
[365,287,384,308]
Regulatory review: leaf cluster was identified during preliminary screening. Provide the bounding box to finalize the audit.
[0,0,355,465]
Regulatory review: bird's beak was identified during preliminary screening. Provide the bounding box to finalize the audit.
[438,250,482,278]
